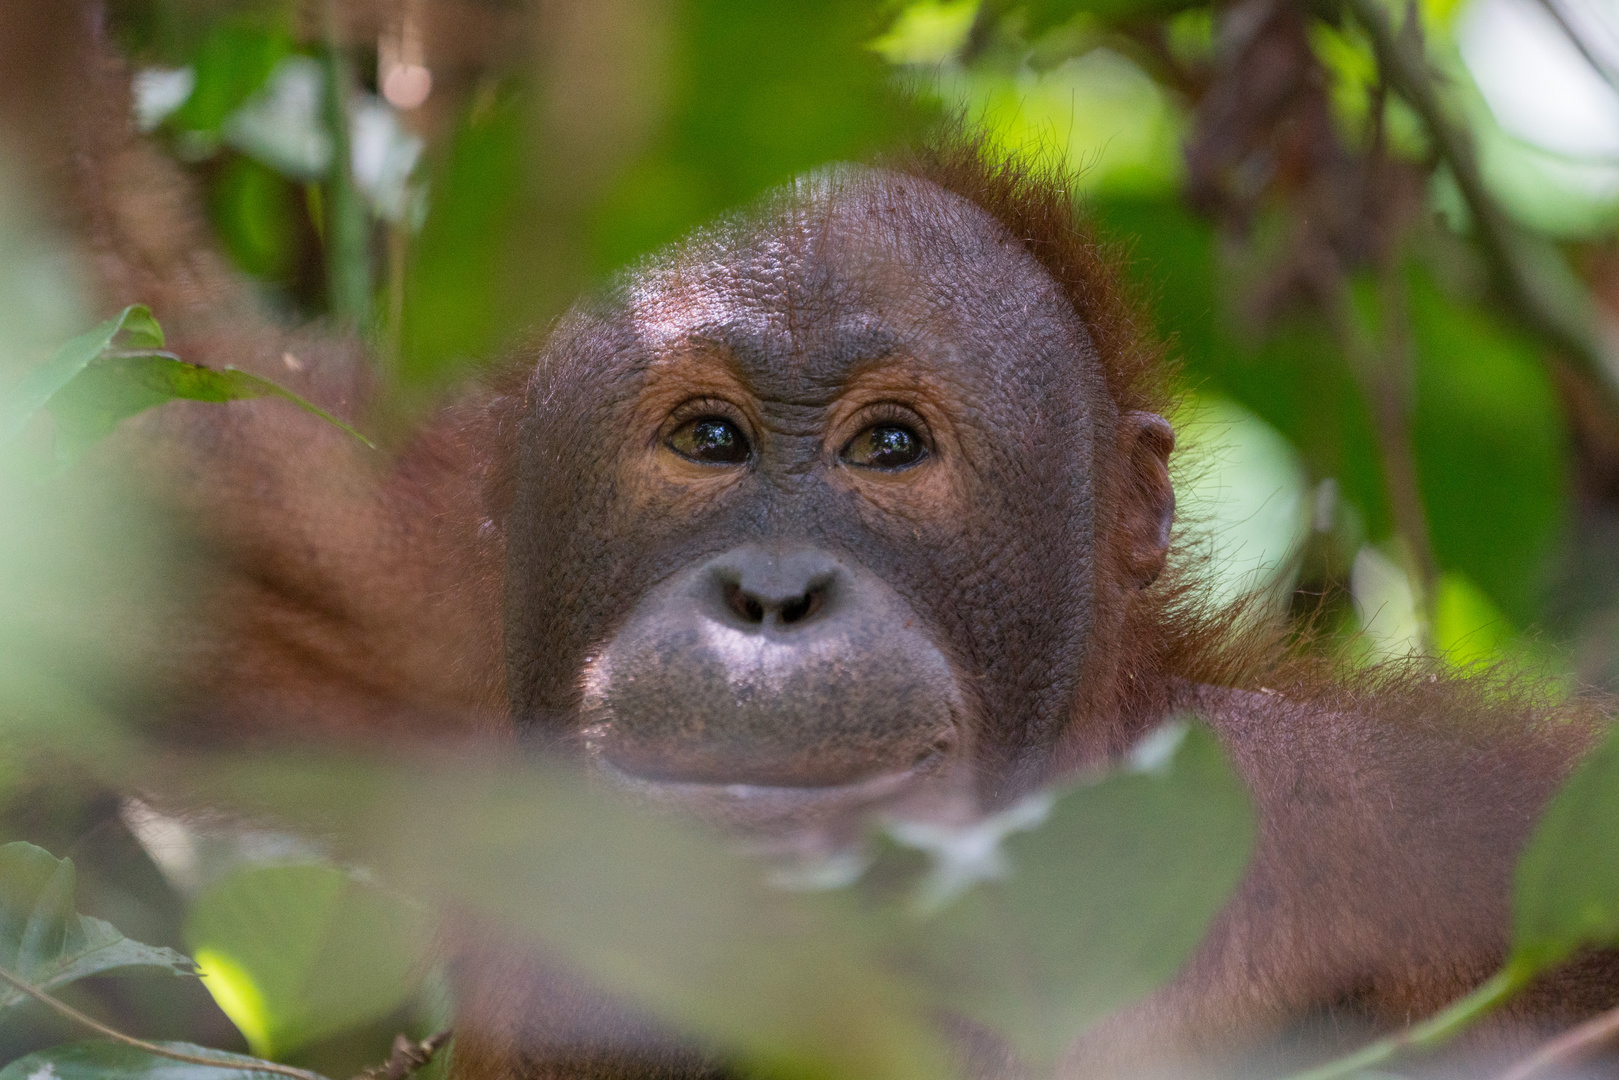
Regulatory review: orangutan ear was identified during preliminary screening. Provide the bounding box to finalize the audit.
[1117,411,1175,589]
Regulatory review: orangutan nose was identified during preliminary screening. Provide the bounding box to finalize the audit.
[578,544,963,788]
[709,548,838,629]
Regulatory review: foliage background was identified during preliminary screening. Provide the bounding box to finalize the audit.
[88,0,1619,680]
[3,0,1619,1076]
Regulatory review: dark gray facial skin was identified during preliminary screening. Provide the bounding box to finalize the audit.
[504,167,1119,832]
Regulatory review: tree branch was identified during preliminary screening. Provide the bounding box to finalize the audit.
[1343,0,1619,412]
[353,1030,453,1080]
[0,964,330,1080]
[1492,999,1619,1080]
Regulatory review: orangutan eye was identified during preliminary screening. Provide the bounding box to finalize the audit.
[668,417,750,465]
[841,423,927,470]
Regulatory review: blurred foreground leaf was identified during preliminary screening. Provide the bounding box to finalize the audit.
[385,771,946,1080]
[183,864,430,1060]
[0,1041,288,1080]
[162,723,1253,1078]
[0,305,163,444]
[1511,723,1619,974]
[164,752,952,1080]
[0,842,193,1013]
[0,304,371,462]
[885,722,1255,1070]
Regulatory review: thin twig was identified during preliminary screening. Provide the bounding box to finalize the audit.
[1314,265,1439,632]
[1343,0,1619,411]
[1492,999,1619,1080]
[0,963,330,1080]
[320,0,372,333]
[1280,965,1530,1080]
[352,1030,452,1080]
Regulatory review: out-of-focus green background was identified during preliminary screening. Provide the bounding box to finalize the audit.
[75,0,1619,687]
[5,2,1619,1076]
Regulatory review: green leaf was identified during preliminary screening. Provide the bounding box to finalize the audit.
[1511,724,1619,974]
[0,306,160,445]
[45,354,374,461]
[948,46,1185,198]
[183,864,431,1059]
[590,0,925,269]
[161,728,1251,1080]
[1407,270,1569,626]
[871,0,978,65]
[0,1041,291,1080]
[168,21,295,140]
[176,754,954,1080]
[209,157,303,281]
[399,87,526,388]
[887,722,1256,1070]
[0,842,193,1012]
[1022,0,1207,34]
[1432,571,1512,669]
[1,303,372,461]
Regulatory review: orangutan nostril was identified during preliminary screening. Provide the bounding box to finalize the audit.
[723,581,766,624]
[719,569,832,628]
[779,584,824,625]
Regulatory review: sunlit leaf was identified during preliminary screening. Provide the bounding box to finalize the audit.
[0,1041,290,1080]
[134,67,198,133]
[1433,571,1513,668]
[183,863,431,1059]
[937,49,1184,197]
[0,842,193,1012]
[871,0,978,65]
[1351,544,1424,659]
[1511,724,1619,973]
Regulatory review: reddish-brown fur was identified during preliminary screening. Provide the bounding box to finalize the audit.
[5,6,1617,1077]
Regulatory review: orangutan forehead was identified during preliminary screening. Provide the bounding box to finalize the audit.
[623,169,1081,364]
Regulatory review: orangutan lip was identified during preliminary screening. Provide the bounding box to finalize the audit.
[597,755,926,804]
[581,725,949,820]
